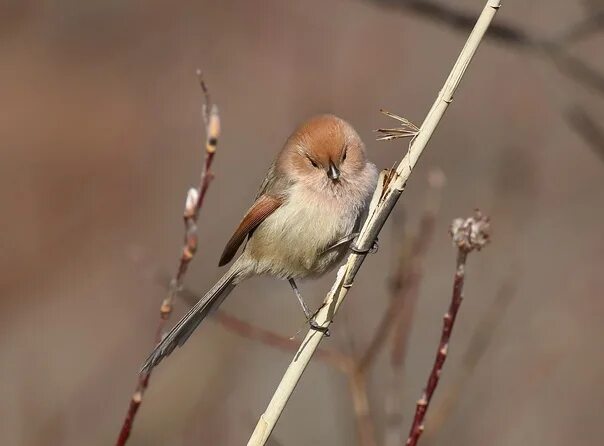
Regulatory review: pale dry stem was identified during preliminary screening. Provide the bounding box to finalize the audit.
[247,3,501,443]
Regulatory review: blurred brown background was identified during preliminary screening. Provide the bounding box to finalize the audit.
[1,0,603,445]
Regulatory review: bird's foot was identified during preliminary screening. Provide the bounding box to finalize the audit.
[350,236,379,255]
[308,302,330,336]
[309,318,330,337]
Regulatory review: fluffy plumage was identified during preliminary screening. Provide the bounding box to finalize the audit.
[141,114,378,372]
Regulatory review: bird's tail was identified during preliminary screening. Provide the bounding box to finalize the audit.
[141,263,240,373]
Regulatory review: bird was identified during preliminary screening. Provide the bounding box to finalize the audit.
[141,114,378,373]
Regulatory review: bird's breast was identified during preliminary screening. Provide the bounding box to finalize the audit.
[245,184,361,279]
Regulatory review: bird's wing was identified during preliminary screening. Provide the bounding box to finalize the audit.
[218,160,290,266]
[218,193,283,266]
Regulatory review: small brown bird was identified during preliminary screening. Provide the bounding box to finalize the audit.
[142,114,378,372]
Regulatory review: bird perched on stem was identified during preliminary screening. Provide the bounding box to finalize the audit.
[142,114,378,372]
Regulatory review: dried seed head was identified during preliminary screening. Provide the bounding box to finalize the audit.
[375,109,419,141]
[450,210,491,252]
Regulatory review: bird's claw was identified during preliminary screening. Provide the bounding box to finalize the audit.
[350,236,379,255]
[369,238,379,254]
[309,318,330,337]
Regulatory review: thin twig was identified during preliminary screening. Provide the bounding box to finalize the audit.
[155,75,220,338]
[422,276,516,444]
[114,72,220,446]
[405,211,490,446]
[247,3,501,444]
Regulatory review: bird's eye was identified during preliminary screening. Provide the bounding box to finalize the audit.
[342,148,347,161]
[307,156,319,168]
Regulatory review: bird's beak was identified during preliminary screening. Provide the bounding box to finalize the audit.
[327,161,340,181]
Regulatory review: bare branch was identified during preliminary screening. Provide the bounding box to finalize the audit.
[405,210,490,446]
[554,11,604,45]
[384,170,445,446]
[422,276,516,444]
[565,105,604,164]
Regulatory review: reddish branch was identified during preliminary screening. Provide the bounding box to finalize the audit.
[405,210,490,446]
[115,72,220,446]
[157,71,220,332]
[422,276,516,444]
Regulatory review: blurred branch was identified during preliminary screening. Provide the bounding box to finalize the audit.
[422,275,516,444]
[351,171,443,446]
[373,0,604,48]
[406,211,491,446]
[177,286,354,373]
[565,105,604,163]
[115,72,221,446]
[554,10,604,45]
[582,1,604,15]
[371,0,604,97]
[384,170,444,446]
[361,170,444,373]
[348,369,377,446]
[544,45,604,96]
[372,0,533,47]
[247,3,501,444]
[179,292,373,444]
[215,311,354,372]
